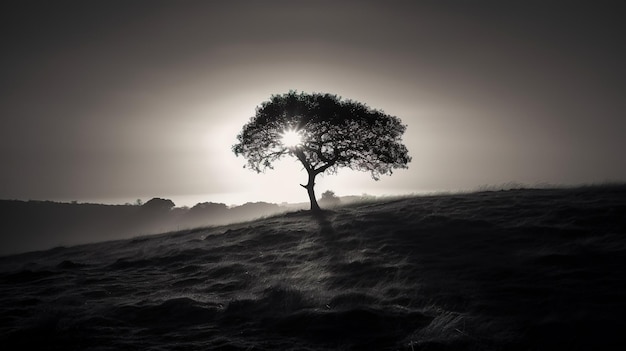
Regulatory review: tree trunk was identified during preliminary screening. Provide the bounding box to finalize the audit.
[294,148,322,212]
[302,171,321,212]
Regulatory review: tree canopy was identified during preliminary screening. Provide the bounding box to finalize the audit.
[233,91,411,211]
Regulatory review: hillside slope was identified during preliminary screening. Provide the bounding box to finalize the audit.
[1,186,625,350]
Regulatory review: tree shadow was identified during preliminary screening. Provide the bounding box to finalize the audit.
[311,210,336,236]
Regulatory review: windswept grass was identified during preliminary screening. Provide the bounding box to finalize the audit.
[1,185,625,350]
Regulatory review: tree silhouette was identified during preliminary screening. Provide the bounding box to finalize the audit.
[320,190,341,207]
[233,91,411,211]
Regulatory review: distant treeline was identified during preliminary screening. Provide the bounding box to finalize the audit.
[0,198,295,256]
[0,191,382,256]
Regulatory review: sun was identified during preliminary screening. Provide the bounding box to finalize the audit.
[280,129,302,147]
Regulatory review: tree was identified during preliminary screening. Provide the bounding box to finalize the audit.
[141,198,175,212]
[320,190,341,208]
[232,91,411,212]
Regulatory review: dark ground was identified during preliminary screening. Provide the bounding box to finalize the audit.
[1,185,625,350]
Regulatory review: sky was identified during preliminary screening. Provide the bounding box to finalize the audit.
[1,0,625,207]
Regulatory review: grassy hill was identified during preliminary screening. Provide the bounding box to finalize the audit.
[1,185,625,350]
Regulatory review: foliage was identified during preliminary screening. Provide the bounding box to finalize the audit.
[141,198,175,211]
[233,91,411,210]
[233,91,410,178]
[321,190,339,200]
[320,190,341,207]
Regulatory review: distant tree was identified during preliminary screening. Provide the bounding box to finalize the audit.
[319,190,341,207]
[233,91,411,211]
[141,198,175,211]
[189,202,229,217]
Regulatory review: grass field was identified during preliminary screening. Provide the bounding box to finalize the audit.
[1,185,625,350]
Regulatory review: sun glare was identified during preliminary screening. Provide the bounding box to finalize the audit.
[280,129,302,147]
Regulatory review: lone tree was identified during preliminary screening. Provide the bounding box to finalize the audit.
[232,91,411,212]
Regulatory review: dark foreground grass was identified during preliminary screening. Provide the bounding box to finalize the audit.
[1,185,625,350]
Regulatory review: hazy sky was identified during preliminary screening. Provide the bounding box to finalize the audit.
[1,0,624,207]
